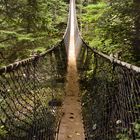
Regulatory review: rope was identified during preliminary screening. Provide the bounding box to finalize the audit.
[1,0,140,139]
[63,0,82,58]
[0,41,67,140]
[80,42,140,140]
[63,1,140,139]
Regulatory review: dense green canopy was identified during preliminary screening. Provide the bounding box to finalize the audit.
[0,0,68,66]
[0,0,140,66]
[78,0,140,66]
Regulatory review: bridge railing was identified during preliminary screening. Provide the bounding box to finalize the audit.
[63,0,82,57]
[0,41,67,140]
[79,41,140,140]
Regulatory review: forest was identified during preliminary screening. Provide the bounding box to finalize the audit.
[0,0,68,66]
[0,0,140,66]
[77,0,140,66]
[0,0,140,140]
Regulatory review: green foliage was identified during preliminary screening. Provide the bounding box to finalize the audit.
[79,0,140,65]
[0,125,7,137]
[0,0,67,66]
[0,113,7,137]
[117,133,130,140]
[134,121,140,139]
[116,121,140,140]
[79,1,107,49]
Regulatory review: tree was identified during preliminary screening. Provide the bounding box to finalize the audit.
[0,0,67,66]
[132,0,140,63]
[79,0,140,65]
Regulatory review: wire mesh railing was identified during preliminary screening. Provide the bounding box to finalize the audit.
[0,41,67,140]
[79,42,140,140]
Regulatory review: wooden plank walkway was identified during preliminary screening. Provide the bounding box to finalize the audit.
[58,0,85,139]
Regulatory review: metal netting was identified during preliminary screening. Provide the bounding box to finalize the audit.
[79,42,140,140]
[0,41,67,140]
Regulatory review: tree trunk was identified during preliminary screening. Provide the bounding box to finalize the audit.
[132,0,140,65]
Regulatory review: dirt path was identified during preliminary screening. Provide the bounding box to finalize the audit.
[57,0,85,139]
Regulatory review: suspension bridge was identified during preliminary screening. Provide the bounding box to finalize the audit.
[0,0,140,140]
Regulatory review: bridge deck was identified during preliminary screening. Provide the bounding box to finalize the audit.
[58,96,85,140]
[58,0,85,139]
